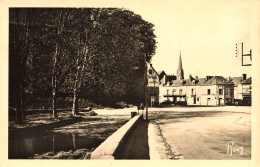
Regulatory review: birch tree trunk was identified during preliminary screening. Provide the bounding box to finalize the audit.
[52,10,67,118]
[72,56,80,116]
[72,41,88,116]
[52,43,58,118]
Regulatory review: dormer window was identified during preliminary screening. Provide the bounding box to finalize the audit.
[192,80,195,85]
[148,69,153,75]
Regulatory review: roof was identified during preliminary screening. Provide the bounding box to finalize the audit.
[230,77,242,86]
[240,77,251,84]
[161,75,239,87]
[157,71,166,76]
[170,79,189,86]
[165,75,176,81]
[147,63,159,76]
[203,76,234,85]
[184,78,206,86]
[158,71,166,80]
[196,78,207,85]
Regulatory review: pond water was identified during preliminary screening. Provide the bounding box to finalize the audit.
[9,132,103,159]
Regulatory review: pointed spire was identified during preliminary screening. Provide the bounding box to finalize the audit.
[178,52,182,69]
[176,51,184,80]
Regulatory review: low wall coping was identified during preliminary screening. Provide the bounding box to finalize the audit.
[91,113,143,159]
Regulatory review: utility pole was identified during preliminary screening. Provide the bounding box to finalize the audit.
[153,79,155,107]
[144,54,148,120]
[236,42,252,66]
[241,42,243,66]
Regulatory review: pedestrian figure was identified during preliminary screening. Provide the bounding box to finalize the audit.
[89,107,98,116]
[235,101,238,107]
[139,103,145,116]
[139,103,144,110]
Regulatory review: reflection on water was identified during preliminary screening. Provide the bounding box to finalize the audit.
[9,133,103,159]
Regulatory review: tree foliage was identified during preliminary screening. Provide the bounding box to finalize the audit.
[83,9,156,101]
[9,8,156,120]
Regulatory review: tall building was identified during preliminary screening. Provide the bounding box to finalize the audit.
[146,64,159,107]
[176,53,184,80]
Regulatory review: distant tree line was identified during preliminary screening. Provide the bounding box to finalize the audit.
[9,8,156,123]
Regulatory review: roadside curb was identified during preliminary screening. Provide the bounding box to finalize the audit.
[148,121,182,160]
[148,122,162,159]
[90,114,143,159]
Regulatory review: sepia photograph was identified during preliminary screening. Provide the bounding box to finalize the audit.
[1,0,260,166]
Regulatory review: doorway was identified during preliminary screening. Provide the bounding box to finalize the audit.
[207,98,211,105]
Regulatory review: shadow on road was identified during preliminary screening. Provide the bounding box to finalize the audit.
[115,119,150,159]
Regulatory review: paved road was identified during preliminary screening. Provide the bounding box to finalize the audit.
[149,106,251,160]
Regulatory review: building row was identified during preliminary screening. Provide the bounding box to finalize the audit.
[146,55,252,107]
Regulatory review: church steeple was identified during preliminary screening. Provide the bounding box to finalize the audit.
[176,52,184,80]
[178,51,183,69]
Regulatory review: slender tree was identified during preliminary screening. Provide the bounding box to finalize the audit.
[71,9,99,116]
[37,9,78,118]
[10,8,33,123]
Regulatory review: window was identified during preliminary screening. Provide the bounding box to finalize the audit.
[219,88,223,95]
[191,88,196,95]
[166,89,169,95]
[148,69,153,75]
[226,88,230,95]
[207,98,211,104]
[172,89,175,95]
[207,89,211,95]
[179,89,182,95]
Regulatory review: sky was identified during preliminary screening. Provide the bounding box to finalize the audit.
[129,0,256,79]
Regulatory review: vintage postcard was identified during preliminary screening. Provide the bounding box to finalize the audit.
[0,0,259,167]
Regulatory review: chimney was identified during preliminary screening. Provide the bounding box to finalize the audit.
[189,74,192,82]
[227,76,231,81]
[206,76,213,80]
[242,74,247,80]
